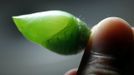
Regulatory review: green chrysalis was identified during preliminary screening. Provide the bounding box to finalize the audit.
[13,10,90,55]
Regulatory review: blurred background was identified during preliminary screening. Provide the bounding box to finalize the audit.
[0,0,134,75]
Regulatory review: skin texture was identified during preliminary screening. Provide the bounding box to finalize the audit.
[65,17,134,75]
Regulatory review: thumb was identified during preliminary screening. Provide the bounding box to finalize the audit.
[77,17,134,75]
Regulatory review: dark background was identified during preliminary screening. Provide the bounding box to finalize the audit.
[0,0,134,75]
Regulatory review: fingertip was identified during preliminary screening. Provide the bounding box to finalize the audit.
[131,27,134,33]
[64,68,77,75]
[91,17,133,54]
[131,27,134,39]
[91,17,131,36]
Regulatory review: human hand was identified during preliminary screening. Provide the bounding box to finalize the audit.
[65,17,134,75]
[65,68,77,75]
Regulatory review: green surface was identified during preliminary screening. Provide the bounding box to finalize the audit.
[13,10,90,55]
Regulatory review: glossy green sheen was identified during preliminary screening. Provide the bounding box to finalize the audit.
[13,10,90,55]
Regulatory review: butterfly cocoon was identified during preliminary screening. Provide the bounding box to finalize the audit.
[13,10,90,55]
